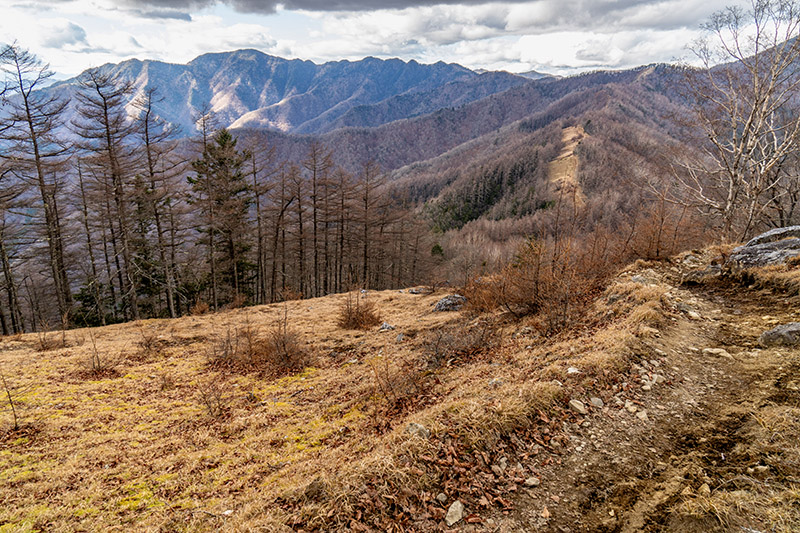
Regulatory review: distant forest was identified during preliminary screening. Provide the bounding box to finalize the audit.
[0,46,434,333]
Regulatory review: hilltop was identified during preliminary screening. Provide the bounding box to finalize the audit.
[2,247,798,531]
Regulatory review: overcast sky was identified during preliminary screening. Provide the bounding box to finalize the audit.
[5,0,744,78]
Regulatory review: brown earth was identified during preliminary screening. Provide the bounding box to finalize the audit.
[488,254,800,532]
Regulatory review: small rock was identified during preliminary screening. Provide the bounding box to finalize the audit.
[702,347,733,359]
[698,483,711,496]
[760,323,800,347]
[524,477,541,487]
[625,400,638,413]
[405,422,431,440]
[445,500,464,526]
[636,410,649,422]
[396,333,405,342]
[639,326,659,337]
[378,322,395,331]
[653,374,666,385]
[491,465,504,476]
[590,397,604,408]
[567,367,582,375]
[436,493,447,504]
[642,382,652,391]
[569,399,588,415]
[488,378,503,388]
[688,311,702,320]
[754,465,770,474]
[222,510,234,516]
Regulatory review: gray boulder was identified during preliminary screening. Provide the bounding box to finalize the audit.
[745,225,800,247]
[433,294,466,312]
[727,235,800,268]
[760,322,800,347]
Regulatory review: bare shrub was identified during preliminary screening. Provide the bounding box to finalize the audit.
[190,300,210,316]
[136,322,161,360]
[422,321,498,369]
[225,293,247,310]
[206,312,312,376]
[82,331,116,377]
[337,292,381,330]
[280,289,303,302]
[197,380,228,419]
[463,277,501,314]
[261,318,312,374]
[367,356,433,417]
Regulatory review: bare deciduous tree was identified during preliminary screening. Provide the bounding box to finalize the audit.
[677,0,800,240]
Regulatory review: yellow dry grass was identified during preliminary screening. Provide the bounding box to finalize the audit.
[0,278,667,532]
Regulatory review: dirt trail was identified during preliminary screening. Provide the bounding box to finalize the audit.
[548,126,587,207]
[490,258,800,532]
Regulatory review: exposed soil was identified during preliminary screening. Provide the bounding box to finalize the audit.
[484,259,800,532]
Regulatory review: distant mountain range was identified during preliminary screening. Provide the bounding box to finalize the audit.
[43,49,690,233]
[49,49,534,136]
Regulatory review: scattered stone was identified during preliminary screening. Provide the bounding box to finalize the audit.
[222,510,234,516]
[653,374,666,385]
[567,367,582,375]
[702,347,734,360]
[524,477,541,487]
[754,465,770,475]
[409,287,426,294]
[631,275,651,284]
[346,358,359,365]
[433,294,466,312]
[682,254,703,267]
[405,422,430,440]
[698,483,711,496]
[436,493,448,504]
[491,464,504,476]
[688,311,702,320]
[445,501,464,526]
[625,400,638,413]
[642,382,652,391]
[636,410,649,422]
[396,333,405,342]
[760,323,800,347]
[378,322,395,331]
[590,397,604,408]
[569,399,588,415]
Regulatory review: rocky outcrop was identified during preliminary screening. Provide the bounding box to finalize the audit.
[760,323,800,347]
[727,226,800,268]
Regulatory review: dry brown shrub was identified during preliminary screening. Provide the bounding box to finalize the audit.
[495,233,615,333]
[622,198,710,261]
[206,313,312,376]
[280,289,304,302]
[422,320,498,369]
[367,356,434,417]
[463,277,501,314]
[190,300,210,316]
[336,292,381,330]
[225,293,247,309]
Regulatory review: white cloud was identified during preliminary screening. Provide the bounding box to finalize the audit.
[3,0,748,77]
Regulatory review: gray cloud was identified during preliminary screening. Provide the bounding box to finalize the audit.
[116,0,533,14]
[42,21,88,48]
